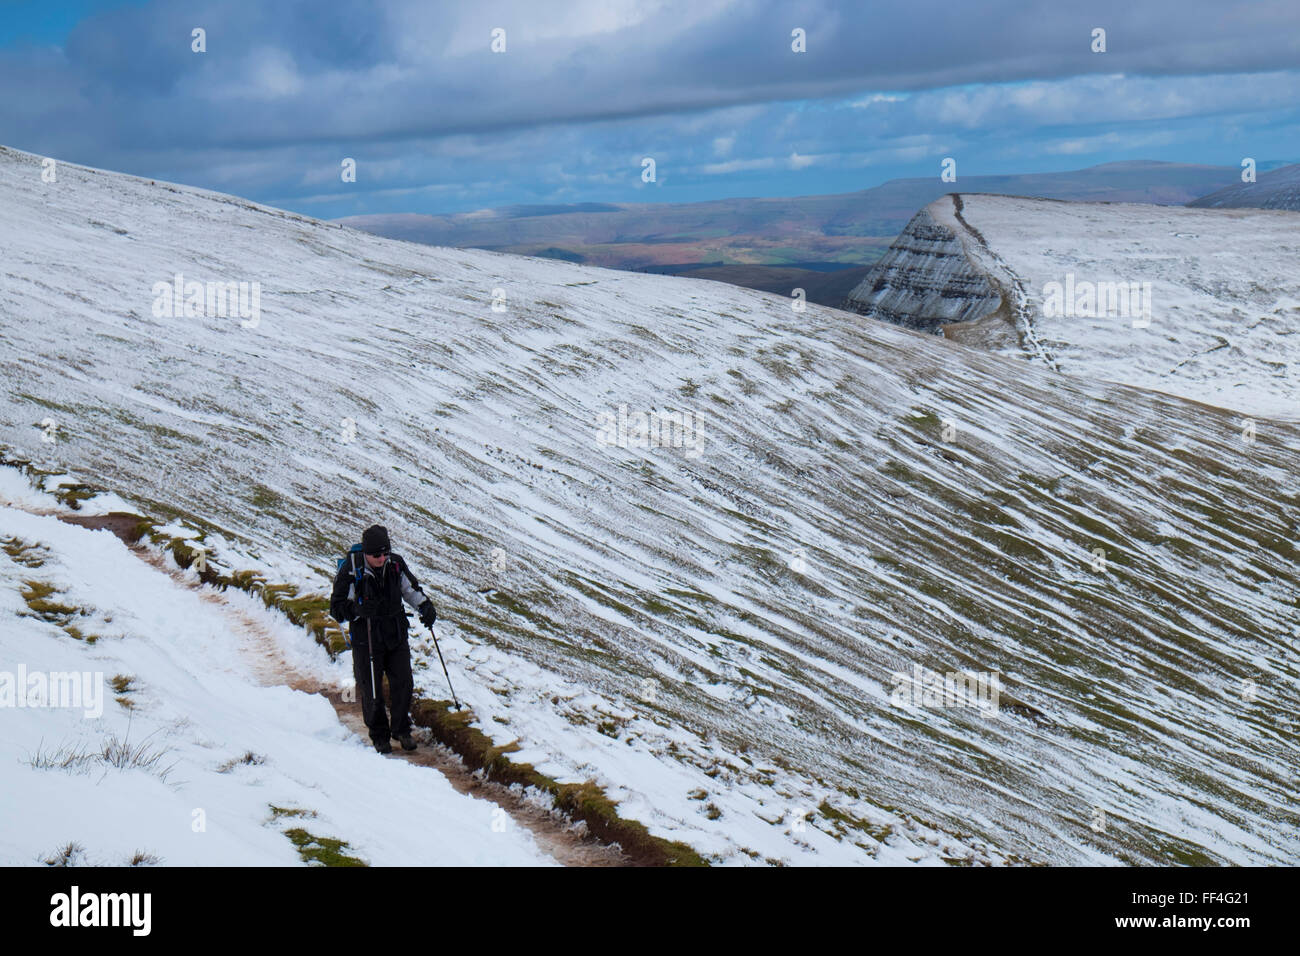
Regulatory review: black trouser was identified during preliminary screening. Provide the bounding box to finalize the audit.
[350,616,413,743]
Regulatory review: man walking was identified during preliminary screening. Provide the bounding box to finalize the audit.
[329,524,437,753]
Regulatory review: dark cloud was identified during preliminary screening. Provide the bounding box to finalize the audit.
[2,0,1297,212]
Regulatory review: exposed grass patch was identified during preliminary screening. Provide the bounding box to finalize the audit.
[217,751,266,773]
[52,482,99,511]
[269,805,319,821]
[18,579,100,641]
[282,828,367,866]
[14,392,80,416]
[28,729,177,782]
[817,799,895,843]
[21,579,77,619]
[2,535,48,568]
[110,674,136,709]
[412,698,706,866]
[41,841,87,866]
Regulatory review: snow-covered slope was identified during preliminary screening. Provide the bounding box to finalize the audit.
[1188,163,1300,211]
[1,145,1298,865]
[0,472,555,866]
[843,194,1300,420]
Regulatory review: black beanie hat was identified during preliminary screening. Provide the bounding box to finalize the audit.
[361,524,391,554]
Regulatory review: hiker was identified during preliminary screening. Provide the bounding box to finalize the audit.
[329,524,437,754]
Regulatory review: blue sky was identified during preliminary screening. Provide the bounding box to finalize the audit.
[1,0,1298,217]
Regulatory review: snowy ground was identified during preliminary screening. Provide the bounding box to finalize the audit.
[922,194,1300,420]
[1,145,1297,865]
[0,472,555,866]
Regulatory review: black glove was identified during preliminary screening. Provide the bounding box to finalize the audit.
[342,599,359,622]
[418,600,437,627]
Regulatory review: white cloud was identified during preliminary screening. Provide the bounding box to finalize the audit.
[848,92,907,108]
[697,157,776,175]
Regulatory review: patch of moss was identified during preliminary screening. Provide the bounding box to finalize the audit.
[282,827,367,866]
[270,805,318,820]
[52,482,99,511]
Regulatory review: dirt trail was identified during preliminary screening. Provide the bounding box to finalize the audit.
[32,505,631,867]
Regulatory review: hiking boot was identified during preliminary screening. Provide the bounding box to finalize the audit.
[374,738,392,754]
[394,733,417,751]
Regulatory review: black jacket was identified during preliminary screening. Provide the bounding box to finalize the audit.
[330,551,428,646]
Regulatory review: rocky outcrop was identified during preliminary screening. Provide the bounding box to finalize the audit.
[839,204,1002,332]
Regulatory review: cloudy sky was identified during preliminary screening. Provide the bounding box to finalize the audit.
[2,0,1298,216]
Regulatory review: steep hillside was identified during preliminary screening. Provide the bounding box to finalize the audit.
[2,146,1297,865]
[843,194,1300,420]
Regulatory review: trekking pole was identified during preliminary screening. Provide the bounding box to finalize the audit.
[367,618,378,702]
[426,625,462,710]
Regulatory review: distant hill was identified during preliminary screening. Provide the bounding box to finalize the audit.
[339,161,1240,267]
[339,161,1241,306]
[1187,163,1300,210]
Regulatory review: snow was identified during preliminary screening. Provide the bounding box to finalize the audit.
[852,193,1300,421]
[0,504,555,866]
[1,145,1297,865]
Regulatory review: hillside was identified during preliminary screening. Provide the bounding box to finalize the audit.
[1188,163,1300,210]
[0,472,564,866]
[657,262,874,310]
[1,145,1297,865]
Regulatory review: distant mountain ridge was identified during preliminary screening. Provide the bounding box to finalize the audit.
[1187,163,1300,210]
[337,161,1243,276]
